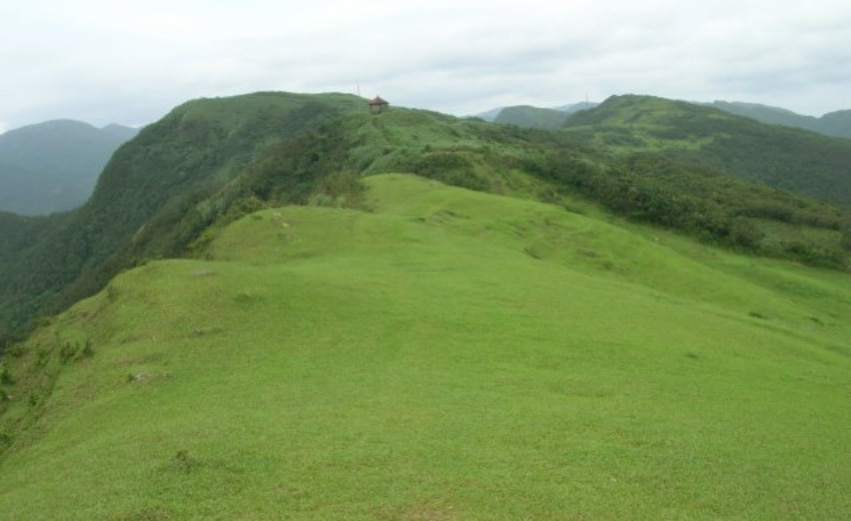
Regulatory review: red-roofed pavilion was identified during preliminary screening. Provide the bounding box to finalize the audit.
[367,96,389,114]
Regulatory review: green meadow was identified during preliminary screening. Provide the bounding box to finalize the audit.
[1,174,849,519]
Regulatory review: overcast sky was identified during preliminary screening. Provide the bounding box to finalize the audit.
[2,0,850,133]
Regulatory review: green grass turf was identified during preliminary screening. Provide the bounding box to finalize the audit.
[1,174,849,519]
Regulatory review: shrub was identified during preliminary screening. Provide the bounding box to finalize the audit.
[0,364,13,385]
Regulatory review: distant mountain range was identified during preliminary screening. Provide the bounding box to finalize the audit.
[475,102,599,129]
[563,94,851,206]
[704,101,851,139]
[478,99,851,139]
[0,119,138,215]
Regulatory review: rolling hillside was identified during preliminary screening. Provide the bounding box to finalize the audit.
[563,95,851,206]
[0,120,137,215]
[0,174,848,519]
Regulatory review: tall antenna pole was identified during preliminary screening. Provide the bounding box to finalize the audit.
[357,82,361,98]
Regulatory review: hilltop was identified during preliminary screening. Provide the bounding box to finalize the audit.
[0,120,137,216]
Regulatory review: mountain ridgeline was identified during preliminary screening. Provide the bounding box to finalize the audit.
[0,92,849,344]
[0,120,137,215]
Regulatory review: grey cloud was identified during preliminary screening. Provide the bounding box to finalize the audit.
[3,0,851,130]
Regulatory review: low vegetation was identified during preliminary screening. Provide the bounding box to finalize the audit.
[0,175,848,519]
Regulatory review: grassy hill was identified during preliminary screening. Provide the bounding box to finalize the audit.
[0,120,137,216]
[564,95,851,206]
[0,174,848,519]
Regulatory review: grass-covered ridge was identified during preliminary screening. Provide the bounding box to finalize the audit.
[1,174,849,519]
